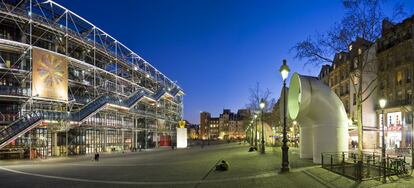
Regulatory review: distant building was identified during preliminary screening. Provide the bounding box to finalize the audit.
[210,117,220,139]
[200,112,211,140]
[199,109,251,140]
[185,121,200,140]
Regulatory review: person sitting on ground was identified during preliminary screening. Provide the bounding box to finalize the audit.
[94,152,100,161]
[215,160,230,171]
[248,147,255,152]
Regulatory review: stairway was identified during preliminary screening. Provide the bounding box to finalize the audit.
[0,112,42,149]
[0,87,177,150]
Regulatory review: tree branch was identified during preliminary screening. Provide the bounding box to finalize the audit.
[361,76,377,94]
[362,84,378,103]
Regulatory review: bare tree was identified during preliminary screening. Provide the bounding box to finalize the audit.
[292,0,407,159]
[246,82,275,113]
[293,0,406,65]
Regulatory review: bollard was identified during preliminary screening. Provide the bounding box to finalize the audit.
[386,156,389,179]
[321,153,324,167]
[330,155,333,170]
[373,154,376,166]
[367,155,371,177]
[353,153,357,163]
[387,155,389,169]
[357,161,363,181]
[342,153,345,174]
[379,160,382,181]
[342,152,345,164]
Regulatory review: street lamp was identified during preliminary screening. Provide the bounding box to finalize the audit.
[379,98,387,183]
[250,121,253,145]
[280,59,290,173]
[254,113,258,149]
[260,98,266,154]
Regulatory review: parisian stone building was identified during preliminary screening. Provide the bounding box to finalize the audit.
[318,38,378,149]
[376,16,414,149]
[199,109,250,140]
[319,15,414,150]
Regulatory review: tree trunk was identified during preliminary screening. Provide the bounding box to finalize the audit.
[357,68,364,161]
[357,102,363,161]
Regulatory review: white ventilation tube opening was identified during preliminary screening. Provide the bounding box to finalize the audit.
[287,73,348,163]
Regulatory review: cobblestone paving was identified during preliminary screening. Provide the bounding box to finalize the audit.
[0,143,413,188]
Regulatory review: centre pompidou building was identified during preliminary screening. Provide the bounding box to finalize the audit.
[0,0,184,159]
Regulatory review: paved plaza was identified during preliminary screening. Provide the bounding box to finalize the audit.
[0,143,413,188]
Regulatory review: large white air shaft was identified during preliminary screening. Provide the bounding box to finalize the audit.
[287,73,348,163]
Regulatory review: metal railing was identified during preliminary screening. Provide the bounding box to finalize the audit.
[321,151,412,181]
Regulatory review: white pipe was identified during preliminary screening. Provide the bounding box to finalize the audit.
[288,73,348,163]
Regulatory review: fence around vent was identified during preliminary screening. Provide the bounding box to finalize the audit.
[321,151,412,181]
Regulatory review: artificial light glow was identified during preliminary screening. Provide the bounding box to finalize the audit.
[279,59,290,81]
[259,98,266,109]
[379,98,387,109]
[281,70,289,80]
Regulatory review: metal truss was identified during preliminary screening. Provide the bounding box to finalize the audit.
[0,0,183,127]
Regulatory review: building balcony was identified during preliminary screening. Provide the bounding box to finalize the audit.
[0,86,30,97]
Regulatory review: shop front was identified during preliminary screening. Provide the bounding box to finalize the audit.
[379,111,407,149]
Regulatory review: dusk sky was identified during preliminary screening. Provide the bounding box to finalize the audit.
[55,0,414,123]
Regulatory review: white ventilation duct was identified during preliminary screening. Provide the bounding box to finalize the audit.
[288,73,348,164]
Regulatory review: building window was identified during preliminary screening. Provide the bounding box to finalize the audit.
[407,90,412,101]
[353,59,358,69]
[353,93,356,105]
[396,71,403,85]
[397,90,402,100]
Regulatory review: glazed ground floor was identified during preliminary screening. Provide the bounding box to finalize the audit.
[349,129,413,150]
[0,126,175,160]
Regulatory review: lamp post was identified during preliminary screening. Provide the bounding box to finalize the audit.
[280,59,290,173]
[292,120,297,147]
[379,98,387,183]
[412,110,414,170]
[254,113,258,148]
[250,122,253,145]
[260,98,266,154]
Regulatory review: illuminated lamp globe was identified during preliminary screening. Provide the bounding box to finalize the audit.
[279,59,290,81]
[379,98,387,109]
